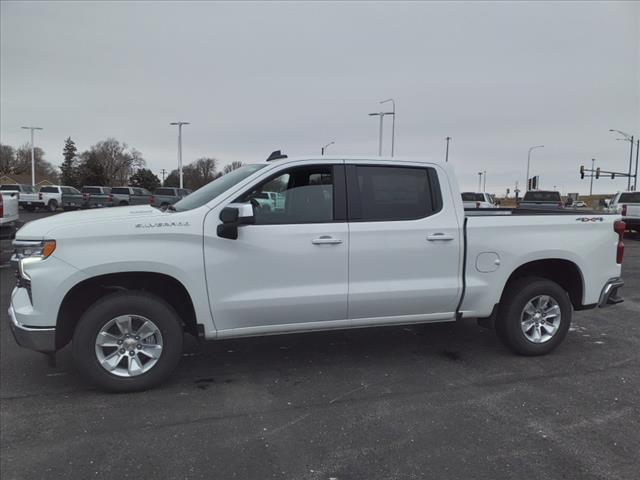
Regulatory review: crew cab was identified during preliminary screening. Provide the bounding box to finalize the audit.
[461,192,496,208]
[8,156,626,392]
[606,191,639,232]
[0,184,38,210]
[111,186,152,206]
[518,190,563,209]
[62,186,113,210]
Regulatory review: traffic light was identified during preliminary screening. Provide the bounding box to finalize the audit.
[580,165,585,179]
[596,167,601,179]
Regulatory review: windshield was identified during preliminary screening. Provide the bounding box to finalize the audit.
[618,192,640,203]
[523,191,561,202]
[173,164,266,212]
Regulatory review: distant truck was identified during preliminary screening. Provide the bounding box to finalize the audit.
[461,192,496,209]
[606,191,640,232]
[518,190,563,209]
[110,187,153,206]
[151,187,191,208]
[0,184,38,209]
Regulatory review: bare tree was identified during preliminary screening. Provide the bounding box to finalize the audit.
[223,161,244,175]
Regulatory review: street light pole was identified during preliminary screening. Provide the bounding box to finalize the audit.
[445,136,451,162]
[590,158,595,196]
[368,111,394,156]
[170,121,190,188]
[380,99,396,156]
[477,172,482,192]
[21,126,43,186]
[634,139,639,190]
[526,145,544,191]
[321,141,335,156]
[483,170,487,192]
[609,129,634,190]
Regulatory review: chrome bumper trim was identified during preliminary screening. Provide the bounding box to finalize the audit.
[598,278,624,308]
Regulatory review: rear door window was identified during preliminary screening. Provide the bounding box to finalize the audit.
[40,186,58,193]
[82,187,102,194]
[111,187,129,195]
[347,165,441,221]
[155,188,175,196]
[619,193,640,203]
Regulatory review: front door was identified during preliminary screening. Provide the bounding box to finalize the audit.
[203,162,349,334]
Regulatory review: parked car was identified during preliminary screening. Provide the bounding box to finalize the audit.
[111,186,152,206]
[82,186,113,209]
[151,187,191,208]
[9,156,625,391]
[518,190,563,209]
[0,191,19,237]
[461,192,496,209]
[606,191,640,232]
[0,184,38,210]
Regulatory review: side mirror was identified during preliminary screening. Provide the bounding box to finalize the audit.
[217,203,254,240]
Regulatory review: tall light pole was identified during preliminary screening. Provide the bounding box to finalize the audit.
[526,145,544,191]
[321,141,334,156]
[609,129,634,190]
[21,126,43,186]
[477,172,483,192]
[380,98,396,156]
[483,170,487,192]
[445,136,451,162]
[589,158,595,196]
[170,121,190,188]
[635,139,639,190]
[368,111,394,156]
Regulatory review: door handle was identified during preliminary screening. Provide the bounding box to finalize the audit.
[427,233,454,241]
[312,236,343,245]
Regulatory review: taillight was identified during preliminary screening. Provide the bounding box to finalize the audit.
[476,201,480,208]
[558,202,564,208]
[108,194,113,202]
[150,195,155,205]
[614,220,625,264]
[621,204,627,216]
[83,192,89,199]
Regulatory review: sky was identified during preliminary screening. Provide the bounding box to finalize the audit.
[1,0,638,195]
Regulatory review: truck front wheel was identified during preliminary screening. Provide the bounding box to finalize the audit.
[496,277,572,356]
[72,291,184,392]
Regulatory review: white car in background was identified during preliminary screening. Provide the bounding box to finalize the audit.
[461,192,496,208]
[607,191,640,232]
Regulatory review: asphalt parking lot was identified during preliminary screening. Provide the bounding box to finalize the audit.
[1,211,639,480]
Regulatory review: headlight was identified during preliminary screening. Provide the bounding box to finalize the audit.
[13,240,56,260]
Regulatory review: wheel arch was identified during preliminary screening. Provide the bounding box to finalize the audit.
[500,258,585,310]
[56,271,199,350]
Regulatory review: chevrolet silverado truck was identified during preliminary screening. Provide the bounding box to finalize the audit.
[111,187,152,206]
[9,156,626,391]
[151,187,191,208]
[518,190,564,209]
[62,186,113,210]
[461,192,496,209]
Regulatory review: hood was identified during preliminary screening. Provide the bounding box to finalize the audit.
[16,205,164,239]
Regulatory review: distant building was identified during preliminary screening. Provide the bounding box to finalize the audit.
[0,174,56,187]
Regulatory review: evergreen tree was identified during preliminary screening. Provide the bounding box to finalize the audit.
[60,137,78,187]
[129,168,161,191]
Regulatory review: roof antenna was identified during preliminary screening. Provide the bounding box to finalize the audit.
[266,150,288,161]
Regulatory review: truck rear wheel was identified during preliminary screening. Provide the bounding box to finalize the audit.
[48,200,58,212]
[496,277,572,356]
[72,291,184,392]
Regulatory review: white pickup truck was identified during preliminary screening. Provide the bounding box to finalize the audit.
[9,156,626,391]
[606,191,639,233]
[1,191,19,235]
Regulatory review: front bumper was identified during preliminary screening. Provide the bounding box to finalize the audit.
[8,303,56,352]
[598,278,624,308]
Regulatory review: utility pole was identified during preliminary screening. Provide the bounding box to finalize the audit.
[21,126,43,186]
[589,158,595,196]
[477,172,483,192]
[368,111,394,156]
[160,168,167,184]
[170,121,190,188]
[321,141,334,156]
[445,136,451,162]
[380,99,396,156]
[634,139,639,190]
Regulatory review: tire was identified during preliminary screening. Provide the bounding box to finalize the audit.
[495,277,572,356]
[119,201,128,206]
[72,291,184,392]
[48,200,58,212]
[24,205,35,212]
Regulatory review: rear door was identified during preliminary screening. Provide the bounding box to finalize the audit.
[346,162,462,323]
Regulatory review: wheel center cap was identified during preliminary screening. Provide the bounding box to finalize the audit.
[123,338,137,349]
